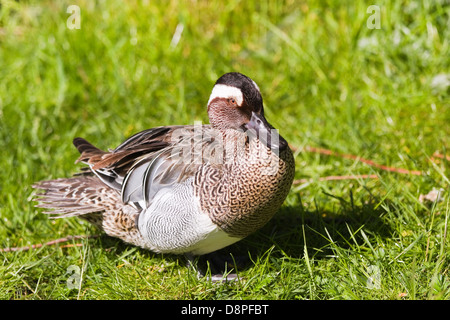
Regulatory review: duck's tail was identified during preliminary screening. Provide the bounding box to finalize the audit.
[32,176,143,245]
[73,137,107,165]
[32,176,112,222]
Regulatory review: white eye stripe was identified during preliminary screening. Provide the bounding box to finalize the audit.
[251,79,260,92]
[207,84,244,106]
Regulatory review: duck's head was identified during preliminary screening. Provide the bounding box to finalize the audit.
[207,72,287,150]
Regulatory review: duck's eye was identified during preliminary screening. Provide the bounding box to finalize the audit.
[229,97,237,105]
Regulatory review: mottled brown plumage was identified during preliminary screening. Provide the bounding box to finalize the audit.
[194,136,295,238]
[33,72,295,256]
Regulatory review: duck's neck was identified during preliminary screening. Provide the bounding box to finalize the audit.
[219,128,282,169]
[201,127,248,165]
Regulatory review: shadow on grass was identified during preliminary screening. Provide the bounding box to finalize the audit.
[195,193,394,276]
[91,192,393,278]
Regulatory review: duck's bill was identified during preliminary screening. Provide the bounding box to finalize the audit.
[244,112,288,151]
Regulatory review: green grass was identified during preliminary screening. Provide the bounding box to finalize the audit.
[0,0,449,300]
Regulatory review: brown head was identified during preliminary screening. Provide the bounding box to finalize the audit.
[207,72,287,150]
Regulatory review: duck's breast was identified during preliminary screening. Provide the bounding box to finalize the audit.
[137,177,241,255]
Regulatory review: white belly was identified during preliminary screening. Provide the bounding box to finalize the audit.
[185,221,242,255]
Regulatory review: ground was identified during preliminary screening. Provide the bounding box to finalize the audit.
[0,0,449,299]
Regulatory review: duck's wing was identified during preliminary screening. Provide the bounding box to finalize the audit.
[121,125,227,208]
[74,124,223,209]
[73,126,175,190]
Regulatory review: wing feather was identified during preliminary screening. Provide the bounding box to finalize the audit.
[73,124,225,209]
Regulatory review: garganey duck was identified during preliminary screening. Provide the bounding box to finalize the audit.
[33,72,295,266]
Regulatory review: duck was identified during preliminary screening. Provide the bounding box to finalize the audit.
[33,72,295,265]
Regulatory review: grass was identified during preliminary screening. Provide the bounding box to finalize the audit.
[0,0,449,300]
